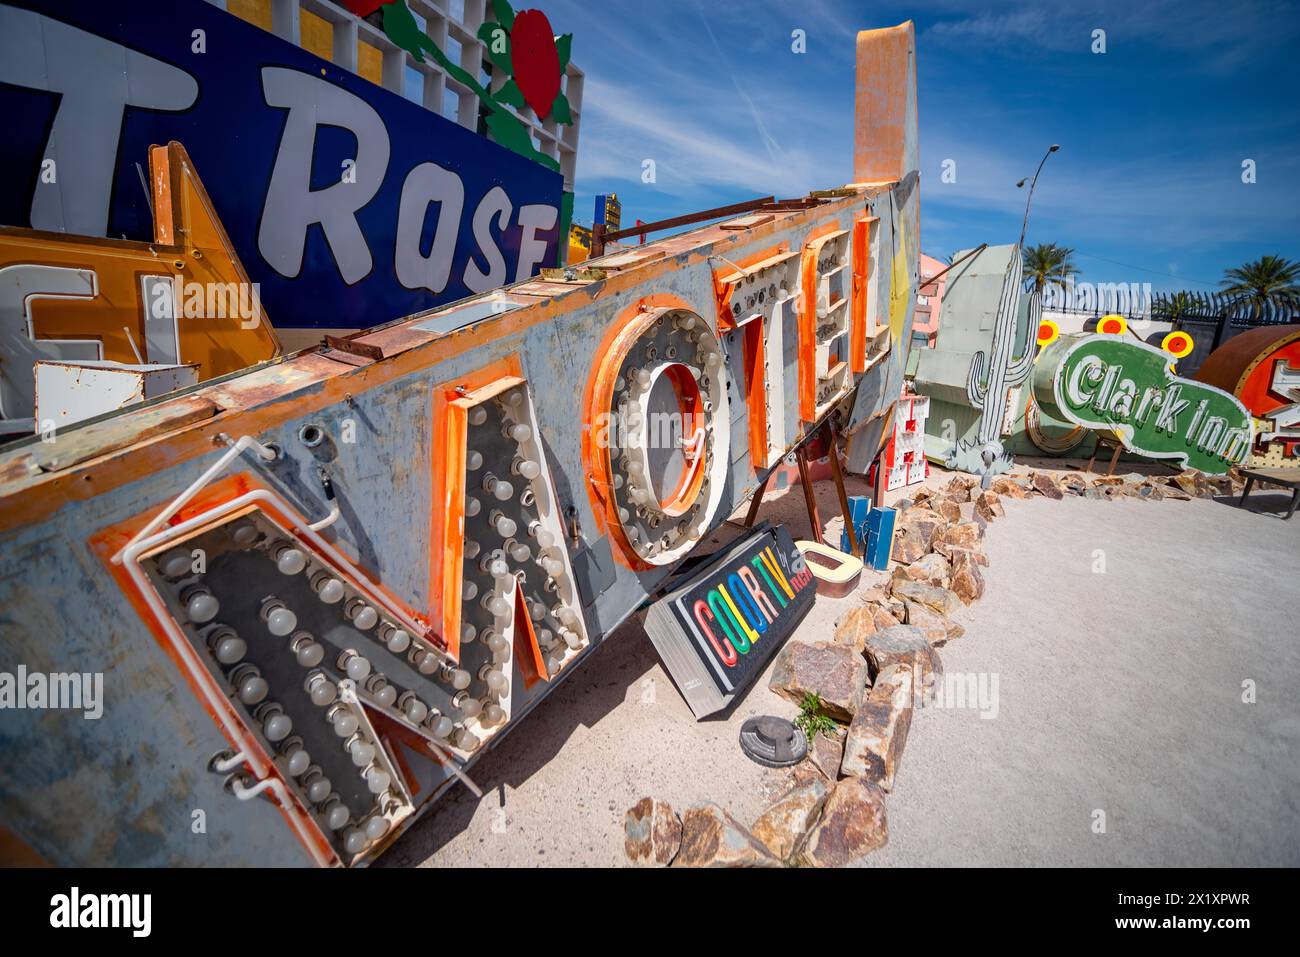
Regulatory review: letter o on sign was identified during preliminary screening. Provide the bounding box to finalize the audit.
[582,303,731,567]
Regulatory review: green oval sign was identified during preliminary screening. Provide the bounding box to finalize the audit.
[1032,334,1253,475]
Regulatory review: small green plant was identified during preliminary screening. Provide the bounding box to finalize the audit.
[794,692,837,742]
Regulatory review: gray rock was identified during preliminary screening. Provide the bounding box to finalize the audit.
[841,664,914,789]
[674,804,782,868]
[751,778,829,861]
[863,624,942,683]
[624,797,683,866]
[795,777,888,867]
[890,578,963,616]
[768,640,870,721]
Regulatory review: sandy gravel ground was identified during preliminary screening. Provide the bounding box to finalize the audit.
[383,462,1300,867]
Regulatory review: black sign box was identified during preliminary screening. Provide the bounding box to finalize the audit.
[644,522,817,718]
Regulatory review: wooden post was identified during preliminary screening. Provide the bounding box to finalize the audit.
[796,444,823,544]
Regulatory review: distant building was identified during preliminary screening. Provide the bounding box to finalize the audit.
[906,253,948,375]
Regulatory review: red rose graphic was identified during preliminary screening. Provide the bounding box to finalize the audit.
[343,0,389,16]
[510,9,561,118]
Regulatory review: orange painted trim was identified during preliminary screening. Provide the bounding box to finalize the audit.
[512,578,548,689]
[709,242,788,331]
[0,194,872,535]
[429,356,524,662]
[850,214,879,373]
[798,222,844,422]
[742,318,768,471]
[580,293,700,572]
[655,364,706,514]
[87,473,340,868]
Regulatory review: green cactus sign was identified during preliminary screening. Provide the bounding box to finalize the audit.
[1032,334,1253,475]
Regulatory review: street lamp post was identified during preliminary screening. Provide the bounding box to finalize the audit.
[1017,144,1060,249]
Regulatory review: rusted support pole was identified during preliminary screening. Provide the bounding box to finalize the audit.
[796,444,823,544]
[743,469,774,528]
[591,222,606,260]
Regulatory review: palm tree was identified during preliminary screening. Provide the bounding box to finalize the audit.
[1152,290,1196,325]
[1220,255,1300,319]
[1022,243,1077,295]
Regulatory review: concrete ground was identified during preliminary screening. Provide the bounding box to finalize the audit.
[383,463,1300,867]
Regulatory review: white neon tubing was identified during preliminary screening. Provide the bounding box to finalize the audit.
[308,499,341,532]
[112,434,276,566]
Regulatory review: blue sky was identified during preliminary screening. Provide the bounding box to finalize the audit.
[541,0,1300,292]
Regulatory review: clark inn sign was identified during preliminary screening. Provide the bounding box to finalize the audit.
[1033,334,1253,475]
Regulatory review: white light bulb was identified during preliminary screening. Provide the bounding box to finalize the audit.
[350,740,376,766]
[455,729,481,751]
[266,607,297,637]
[417,651,439,675]
[462,580,478,601]
[618,507,629,523]
[295,639,324,668]
[239,675,268,705]
[466,450,483,470]
[486,669,507,694]
[365,767,391,794]
[509,541,530,562]
[544,558,564,577]
[636,369,651,387]
[344,829,368,855]
[374,684,397,708]
[487,595,509,618]
[215,636,246,666]
[365,816,389,841]
[310,680,337,707]
[464,539,480,559]
[518,460,540,480]
[461,624,477,643]
[459,697,483,718]
[276,549,306,575]
[491,479,514,501]
[430,716,454,739]
[494,515,517,538]
[465,496,481,517]
[487,558,510,578]
[308,776,332,804]
[326,804,349,830]
[187,591,219,624]
[629,487,649,504]
[508,423,531,443]
[483,704,506,725]
[317,578,344,604]
[385,628,410,653]
[468,407,487,426]
[332,711,359,738]
[230,522,259,545]
[264,713,292,743]
[345,656,371,681]
[404,698,429,723]
[612,474,624,490]
[160,549,192,578]
[352,605,377,630]
[287,748,311,777]
[535,528,555,549]
[487,633,509,657]
[451,668,471,690]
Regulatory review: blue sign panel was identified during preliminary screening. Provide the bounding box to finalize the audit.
[0,0,564,330]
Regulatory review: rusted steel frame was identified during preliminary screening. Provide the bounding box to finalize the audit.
[597,197,776,250]
[921,242,989,287]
